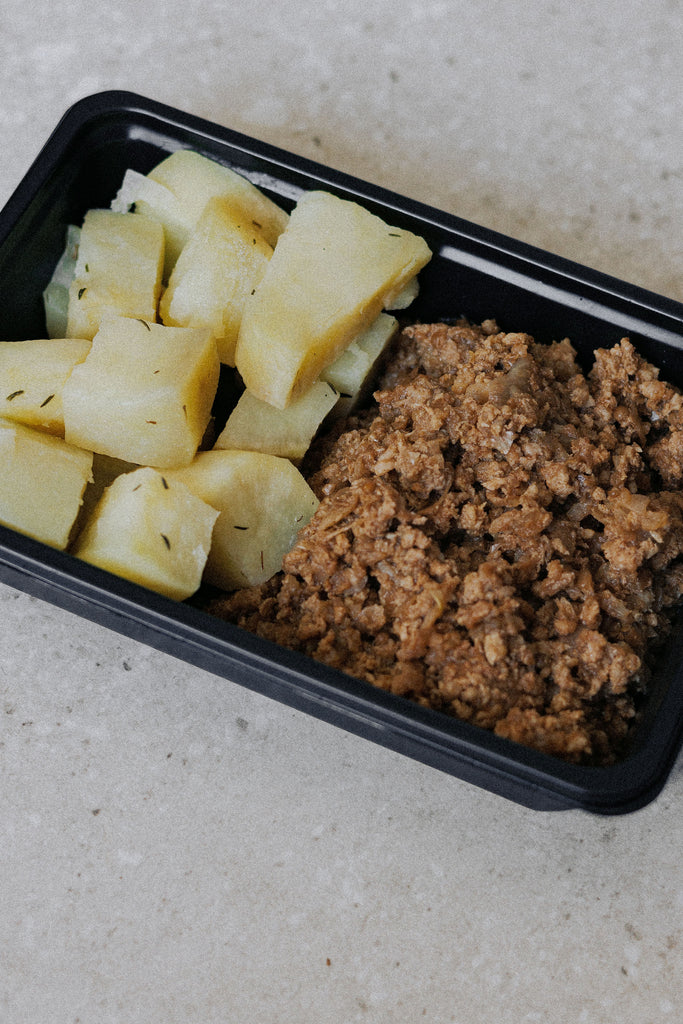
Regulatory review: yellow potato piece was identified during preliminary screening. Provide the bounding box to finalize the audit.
[166,449,319,589]
[0,337,91,434]
[234,189,431,408]
[73,466,218,601]
[0,419,93,550]
[65,209,164,340]
[43,224,81,338]
[160,197,273,365]
[322,312,398,418]
[137,149,289,277]
[214,380,339,463]
[62,315,220,469]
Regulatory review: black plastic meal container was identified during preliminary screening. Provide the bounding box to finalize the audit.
[0,90,681,814]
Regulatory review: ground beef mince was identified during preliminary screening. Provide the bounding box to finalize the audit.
[208,320,683,764]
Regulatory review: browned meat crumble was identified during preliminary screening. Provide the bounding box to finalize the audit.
[208,320,683,764]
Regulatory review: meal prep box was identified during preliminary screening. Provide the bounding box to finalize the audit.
[0,90,681,814]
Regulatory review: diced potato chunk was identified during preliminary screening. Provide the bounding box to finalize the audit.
[234,189,431,408]
[0,419,93,550]
[75,451,138,532]
[166,449,318,589]
[385,275,419,310]
[160,197,273,365]
[73,466,218,601]
[111,168,175,219]
[62,316,219,469]
[214,380,338,463]
[322,313,398,418]
[65,210,164,340]
[43,224,81,338]
[0,338,91,434]
[122,150,289,277]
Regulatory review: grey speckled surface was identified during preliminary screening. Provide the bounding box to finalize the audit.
[0,2,682,1022]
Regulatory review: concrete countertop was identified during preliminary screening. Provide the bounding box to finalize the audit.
[0,2,681,1022]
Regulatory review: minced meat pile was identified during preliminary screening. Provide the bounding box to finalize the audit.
[208,319,683,764]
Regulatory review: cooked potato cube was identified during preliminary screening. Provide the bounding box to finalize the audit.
[75,451,138,532]
[166,449,318,589]
[73,466,218,601]
[160,197,273,365]
[0,338,91,434]
[384,275,419,310]
[234,189,431,408]
[111,169,192,282]
[121,150,289,277]
[43,224,81,338]
[62,316,219,469]
[214,380,338,463]
[322,313,398,417]
[0,419,93,550]
[111,168,176,219]
[65,210,164,340]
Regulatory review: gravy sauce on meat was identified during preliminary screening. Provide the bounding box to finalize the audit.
[208,320,683,764]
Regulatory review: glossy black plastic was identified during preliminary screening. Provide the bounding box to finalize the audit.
[0,91,681,814]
